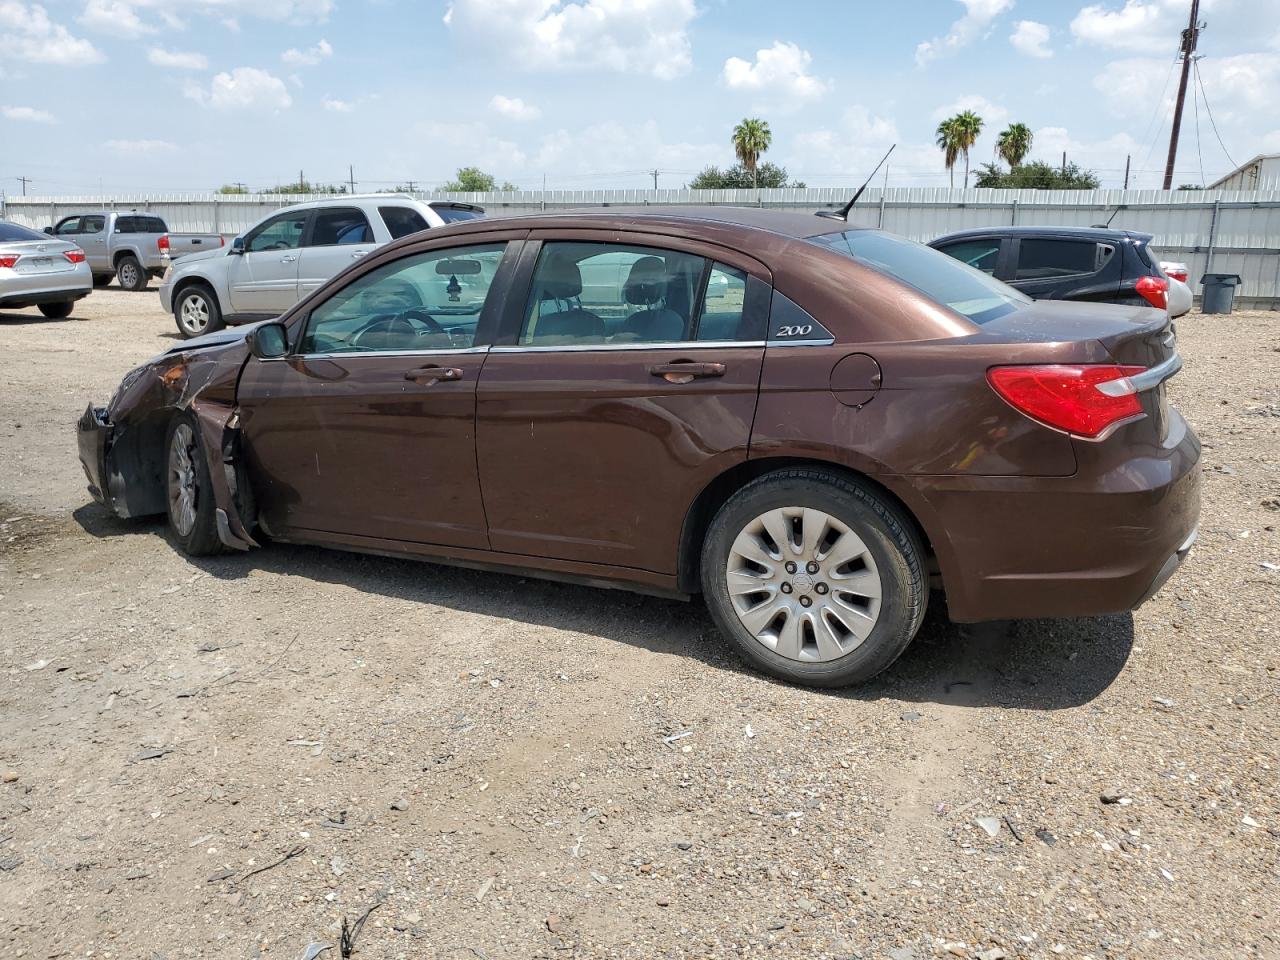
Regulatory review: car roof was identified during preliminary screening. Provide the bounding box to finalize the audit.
[933,225,1152,243]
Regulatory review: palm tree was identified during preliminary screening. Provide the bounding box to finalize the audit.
[953,110,984,188]
[935,118,961,189]
[997,123,1034,169]
[732,118,772,188]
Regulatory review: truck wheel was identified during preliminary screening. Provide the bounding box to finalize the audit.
[116,255,148,291]
[38,301,74,319]
[92,274,113,288]
[174,286,223,339]
[165,414,223,556]
[700,468,927,688]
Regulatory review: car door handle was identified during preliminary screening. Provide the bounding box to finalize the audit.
[280,255,297,263]
[404,365,462,384]
[351,250,368,259]
[648,360,725,384]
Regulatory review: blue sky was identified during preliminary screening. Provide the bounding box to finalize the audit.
[1,0,1277,195]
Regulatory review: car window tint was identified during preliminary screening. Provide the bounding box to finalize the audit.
[695,263,749,341]
[309,208,373,246]
[115,216,138,233]
[299,243,507,354]
[379,206,429,240]
[520,242,706,346]
[81,215,106,234]
[140,216,166,233]
[813,230,1030,325]
[54,217,81,236]
[246,212,308,253]
[432,206,484,224]
[1014,239,1098,280]
[0,221,48,242]
[937,239,1000,275]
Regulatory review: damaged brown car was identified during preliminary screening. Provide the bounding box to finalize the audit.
[78,208,1201,687]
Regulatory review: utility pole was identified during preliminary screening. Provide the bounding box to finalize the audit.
[1061,151,1067,174]
[299,169,305,192]
[651,168,659,189]
[233,181,247,194]
[1163,0,1202,190]
[348,165,356,194]
[1123,155,1131,190]
[17,176,32,196]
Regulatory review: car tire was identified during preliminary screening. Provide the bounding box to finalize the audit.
[37,301,74,319]
[92,274,113,288]
[700,468,927,688]
[116,255,148,292]
[174,286,223,339]
[164,414,223,557]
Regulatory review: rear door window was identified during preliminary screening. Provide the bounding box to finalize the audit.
[1014,239,1099,280]
[935,238,1000,275]
[115,216,138,233]
[309,207,373,246]
[81,215,106,234]
[379,206,429,240]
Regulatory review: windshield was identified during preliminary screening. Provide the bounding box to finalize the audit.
[812,230,1030,324]
[0,221,49,243]
[432,206,484,224]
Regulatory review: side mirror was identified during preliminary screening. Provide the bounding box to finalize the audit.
[246,321,288,360]
[43,226,54,235]
[230,236,245,255]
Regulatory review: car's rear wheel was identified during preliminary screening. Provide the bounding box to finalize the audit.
[165,416,222,556]
[37,301,74,319]
[174,286,223,339]
[700,468,927,687]
[116,255,147,291]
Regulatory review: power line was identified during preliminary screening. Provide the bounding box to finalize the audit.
[1191,56,1206,187]
[1193,57,1238,171]
[17,176,32,196]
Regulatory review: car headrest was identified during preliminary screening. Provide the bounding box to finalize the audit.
[539,255,583,300]
[623,256,668,305]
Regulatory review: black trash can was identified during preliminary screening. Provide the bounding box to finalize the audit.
[1201,273,1241,315]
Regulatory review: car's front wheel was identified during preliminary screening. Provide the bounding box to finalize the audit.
[701,468,927,687]
[174,286,223,339]
[165,415,222,556]
[37,301,74,319]
[116,255,147,291]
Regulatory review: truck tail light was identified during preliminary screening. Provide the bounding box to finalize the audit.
[63,250,87,263]
[988,364,1147,439]
[0,254,19,268]
[158,234,170,253]
[1135,275,1168,309]
[218,235,225,247]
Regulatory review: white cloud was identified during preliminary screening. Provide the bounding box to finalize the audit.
[1070,0,1183,51]
[489,94,541,121]
[1010,20,1052,58]
[185,67,292,111]
[0,2,104,65]
[147,47,208,70]
[79,0,155,36]
[931,94,1009,130]
[723,41,828,105]
[2,104,56,123]
[916,0,1014,65]
[444,0,696,80]
[322,96,353,112]
[281,38,332,67]
[104,138,178,154]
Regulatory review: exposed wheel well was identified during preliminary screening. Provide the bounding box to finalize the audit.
[172,277,220,314]
[676,457,937,595]
[112,250,140,267]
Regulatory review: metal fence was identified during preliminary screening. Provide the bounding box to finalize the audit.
[4,187,1278,306]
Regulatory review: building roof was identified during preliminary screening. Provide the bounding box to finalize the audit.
[1207,154,1280,189]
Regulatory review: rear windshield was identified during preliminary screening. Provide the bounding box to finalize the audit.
[431,205,484,224]
[812,230,1030,324]
[0,221,47,242]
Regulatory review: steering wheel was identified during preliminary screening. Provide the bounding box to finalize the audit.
[268,240,292,250]
[349,310,443,349]
[399,309,443,333]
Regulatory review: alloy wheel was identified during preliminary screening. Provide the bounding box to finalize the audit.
[167,423,199,536]
[120,263,139,287]
[725,506,882,662]
[179,294,209,335]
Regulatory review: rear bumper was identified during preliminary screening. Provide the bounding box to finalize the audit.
[903,411,1202,622]
[0,269,91,307]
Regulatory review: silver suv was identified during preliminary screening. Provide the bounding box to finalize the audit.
[159,196,483,338]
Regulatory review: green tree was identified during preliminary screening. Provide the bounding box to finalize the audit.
[935,117,961,189]
[262,178,346,195]
[953,110,984,188]
[689,162,803,189]
[996,122,1034,168]
[731,118,773,188]
[217,183,248,195]
[973,160,1101,189]
[441,167,517,192]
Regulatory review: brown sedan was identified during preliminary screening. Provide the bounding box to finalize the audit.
[77,208,1200,687]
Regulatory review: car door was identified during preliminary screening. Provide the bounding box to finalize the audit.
[227,210,309,315]
[236,235,523,549]
[296,206,379,300]
[75,214,109,272]
[475,235,770,574]
[1008,236,1121,302]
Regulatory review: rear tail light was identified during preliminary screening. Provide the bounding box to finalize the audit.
[1135,275,1168,309]
[218,235,225,247]
[0,254,18,268]
[1166,268,1187,283]
[158,234,170,253]
[988,364,1147,439]
[63,250,87,264]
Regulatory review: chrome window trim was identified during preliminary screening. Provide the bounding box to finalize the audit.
[491,340,766,354]
[279,345,491,362]
[767,337,836,347]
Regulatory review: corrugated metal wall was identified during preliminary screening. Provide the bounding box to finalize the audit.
[4,188,1278,305]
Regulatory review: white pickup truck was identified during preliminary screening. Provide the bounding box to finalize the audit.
[46,211,223,291]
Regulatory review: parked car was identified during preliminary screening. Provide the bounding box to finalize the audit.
[929,226,1189,318]
[159,196,484,339]
[1,219,92,318]
[78,208,1200,688]
[46,211,222,291]
[1159,260,1193,316]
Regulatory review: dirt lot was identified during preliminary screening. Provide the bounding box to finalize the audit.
[1,289,1278,960]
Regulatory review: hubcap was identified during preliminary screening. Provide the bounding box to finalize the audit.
[180,294,209,333]
[167,423,198,536]
[726,506,883,663]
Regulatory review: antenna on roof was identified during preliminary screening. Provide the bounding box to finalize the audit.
[1091,205,1124,229]
[816,144,896,221]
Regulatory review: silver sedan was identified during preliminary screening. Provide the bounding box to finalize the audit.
[0,219,92,318]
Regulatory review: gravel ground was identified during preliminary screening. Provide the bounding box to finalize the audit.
[1,290,1278,960]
